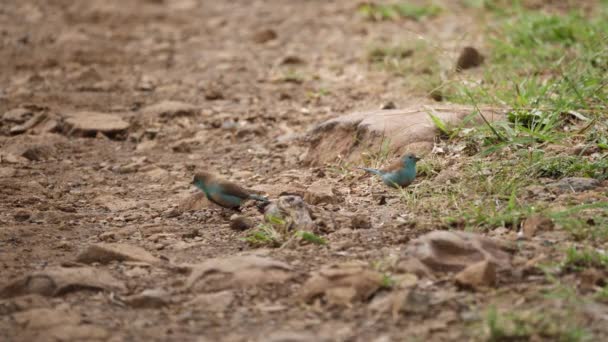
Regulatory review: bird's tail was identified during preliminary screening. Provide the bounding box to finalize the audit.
[249,194,269,203]
[358,167,384,176]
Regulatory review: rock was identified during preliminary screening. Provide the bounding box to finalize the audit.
[177,192,210,212]
[186,255,293,292]
[264,195,315,231]
[0,267,126,298]
[454,260,497,289]
[21,144,55,161]
[12,307,80,330]
[521,214,554,239]
[230,214,254,231]
[350,214,372,229]
[13,210,31,222]
[370,288,432,318]
[548,177,600,192]
[9,112,48,135]
[299,261,384,306]
[279,55,305,65]
[141,100,199,118]
[252,28,277,44]
[187,291,235,312]
[0,294,50,316]
[380,101,397,110]
[403,231,512,273]
[76,243,160,265]
[2,108,33,124]
[304,181,335,205]
[456,46,484,71]
[1,134,66,163]
[61,111,129,138]
[304,105,504,164]
[395,258,435,280]
[0,167,16,178]
[124,289,169,308]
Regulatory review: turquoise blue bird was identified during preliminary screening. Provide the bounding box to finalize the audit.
[192,172,268,211]
[359,153,420,188]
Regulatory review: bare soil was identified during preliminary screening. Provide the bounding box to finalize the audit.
[1,1,607,341]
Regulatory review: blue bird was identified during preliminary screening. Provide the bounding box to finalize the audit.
[192,172,268,211]
[359,153,421,188]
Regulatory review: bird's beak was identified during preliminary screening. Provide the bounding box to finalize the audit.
[414,156,421,162]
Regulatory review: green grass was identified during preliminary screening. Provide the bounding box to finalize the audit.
[359,2,442,21]
[367,40,442,96]
[484,305,589,341]
[563,246,608,271]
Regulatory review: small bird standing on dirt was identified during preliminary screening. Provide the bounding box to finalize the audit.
[192,172,268,211]
[359,153,421,188]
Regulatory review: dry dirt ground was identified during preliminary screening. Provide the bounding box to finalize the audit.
[1,1,607,341]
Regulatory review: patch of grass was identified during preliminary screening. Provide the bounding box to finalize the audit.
[367,40,442,96]
[296,231,326,245]
[563,246,608,271]
[484,306,589,341]
[358,3,442,21]
[242,224,282,247]
[360,137,392,169]
[381,274,396,288]
[532,155,608,179]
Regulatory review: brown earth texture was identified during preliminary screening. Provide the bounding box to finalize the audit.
[2,1,608,341]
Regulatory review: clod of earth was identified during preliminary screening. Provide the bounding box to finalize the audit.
[454,260,497,290]
[264,195,315,231]
[304,180,336,205]
[0,267,126,298]
[185,255,293,292]
[403,231,513,274]
[76,243,160,265]
[299,261,385,306]
[456,46,484,71]
[521,214,554,239]
[304,105,504,164]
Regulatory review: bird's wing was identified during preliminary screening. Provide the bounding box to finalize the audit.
[217,181,252,199]
[383,159,403,173]
[208,191,244,210]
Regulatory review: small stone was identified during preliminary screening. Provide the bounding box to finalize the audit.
[403,231,513,273]
[454,260,497,290]
[230,214,253,231]
[187,291,235,312]
[124,289,169,308]
[2,108,32,124]
[521,214,554,239]
[141,100,198,118]
[380,101,396,110]
[304,181,335,205]
[186,255,292,292]
[76,243,160,265]
[252,29,277,44]
[0,267,125,298]
[299,261,384,306]
[548,177,600,192]
[14,210,31,222]
[350,214,371,229]
[456,46,484,71]
[21,145,54,161]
